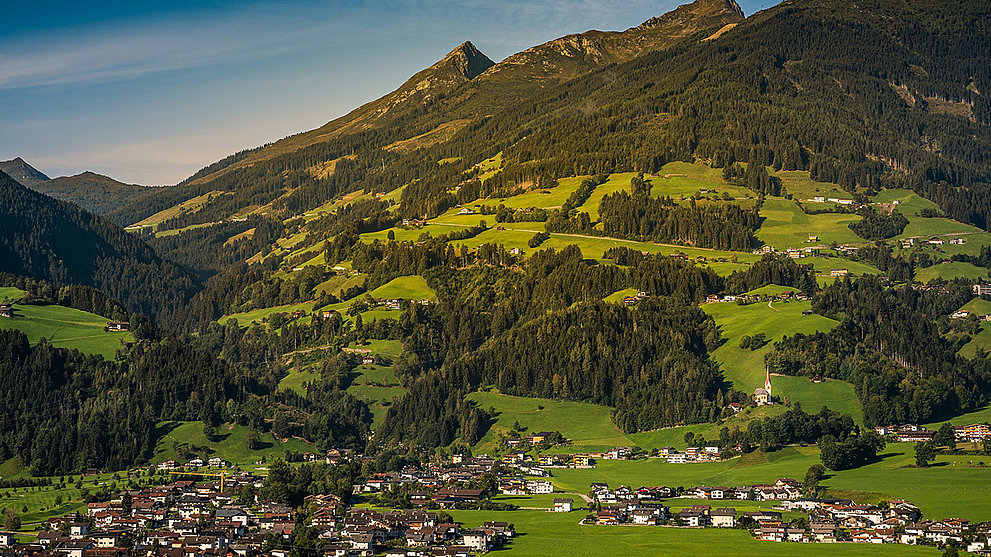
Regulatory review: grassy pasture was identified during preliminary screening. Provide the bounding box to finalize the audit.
[873,188,939,216]
[649,162,752,202]
[0,302,132,359]
[775,170,856,202]
[701,299,862,421]
[152,421,316,466]
[914,261,987,282]
[576,172,636,220]
[467,391,630,453]
[899,216,981,239]
[447,508,935,557]
[757,198,863,249]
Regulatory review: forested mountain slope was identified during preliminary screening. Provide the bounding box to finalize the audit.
[0,170,195,323]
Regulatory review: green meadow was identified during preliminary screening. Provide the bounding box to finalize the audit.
[0,298,132,359]
[547,442,991,521]
[152,421,317,466]
[447,508,936,557]
[914,261,988,282]
[757,198,863,250]
[701,299,861,420]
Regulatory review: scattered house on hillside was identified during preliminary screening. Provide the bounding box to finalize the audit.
[974,283,991,296]
[901,238,916,249]
[553,498,573,513]
[812,196,826,203]
[361,356,375,365]
[0,303,13,318]
[830,269,848,277]
[928,237,944,245]
[950,238,966,245]
[951,310,970,319]
[106,321,129,332]
[457,207,474,215]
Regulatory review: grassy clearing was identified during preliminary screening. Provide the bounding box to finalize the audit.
[0,302,132,359]
[132,190,227,228]
[959,298,991,315]
[914,261,987,282]
[446,508,934,557]
[602,288,640,304]
[467,391,631,453]
[757,198,862,250]
[152,421,316,466]
[650,162,752,203]
[873,189,939,217]
[347,362,406,428]
[958,323,991,359]
[702,300,862,421]
[0,470,126,528]
[924,406,991,428]
[576,172,636,220]
[899,216,982,238]
[222,301,316,327]
[0,286,26,300]
[775,171,856,202]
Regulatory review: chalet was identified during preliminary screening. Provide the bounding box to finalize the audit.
[509,247,524,256]
[897,430,933,443]
[572,454,591,467]
[951,310,970,319]
[106,321,129,332]
[0,303,13,318]
[974,283,991,296]
[553,498,573,513]
[829,269,848,277]
[208,457,227,468]
[711,508,737,528]
[679,509,708,527]
[928,236,944,245]
[666,452,686,464]
[812,196,825,203]
[950,237,966,245]
[361,356,375,365]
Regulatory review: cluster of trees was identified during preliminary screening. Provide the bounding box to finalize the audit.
[597,191,761,251]
[766,277,990,425]
[818,432,886,471]
[848,207,909,240]
[724,254,818,293]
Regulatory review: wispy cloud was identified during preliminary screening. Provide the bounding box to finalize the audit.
[0,5,335,90]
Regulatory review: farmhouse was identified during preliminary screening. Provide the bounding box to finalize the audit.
[553,498,573,513]
[0,303,13,318]
[829,269,848,277]
[106,321,129,332]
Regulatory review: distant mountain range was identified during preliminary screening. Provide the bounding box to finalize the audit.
[0,158,151,215]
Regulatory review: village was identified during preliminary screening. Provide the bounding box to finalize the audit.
[3,430,991,557]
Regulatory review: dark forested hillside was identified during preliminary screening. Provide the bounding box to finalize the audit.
[0,171,196,323]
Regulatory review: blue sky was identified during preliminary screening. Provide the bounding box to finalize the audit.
[0,0,769,185]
